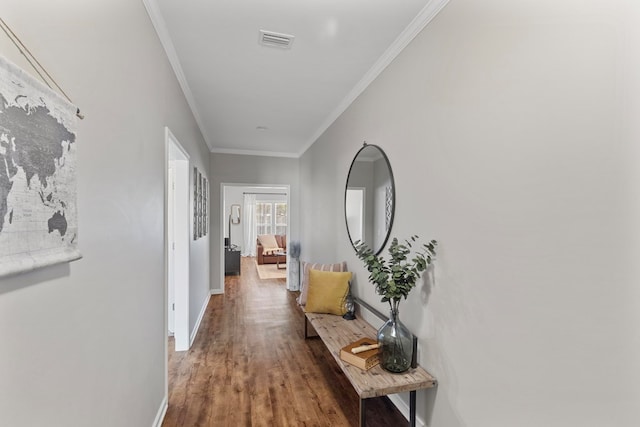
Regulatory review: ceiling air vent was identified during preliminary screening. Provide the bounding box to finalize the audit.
[259,30,295,49]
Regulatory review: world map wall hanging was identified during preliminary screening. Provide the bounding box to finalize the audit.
[0,54,81,278]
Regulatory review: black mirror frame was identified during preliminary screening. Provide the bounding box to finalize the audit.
[344,143,395,256]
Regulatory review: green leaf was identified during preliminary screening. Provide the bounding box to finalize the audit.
[358,234,437,301]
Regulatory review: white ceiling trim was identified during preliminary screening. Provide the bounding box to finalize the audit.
[297,0,451,157]
[210,147,299,159]
[143,0,215,151]
[144,0,450,158]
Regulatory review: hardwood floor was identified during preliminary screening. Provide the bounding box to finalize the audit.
[163,257,407,427]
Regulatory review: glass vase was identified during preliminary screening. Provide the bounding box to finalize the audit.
[377,300,413,373]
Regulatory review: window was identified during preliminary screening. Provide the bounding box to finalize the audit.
[256,201,287,235]
[275,202,287,235]
[256,202,273,235]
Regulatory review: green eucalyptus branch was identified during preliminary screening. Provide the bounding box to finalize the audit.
[355,236,437,307]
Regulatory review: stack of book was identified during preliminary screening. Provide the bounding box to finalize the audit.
[339,338,381,370]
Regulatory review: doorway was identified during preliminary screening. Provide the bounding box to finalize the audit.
[220,184,290,293]
[166,127,190,352]
[345,187,365,244]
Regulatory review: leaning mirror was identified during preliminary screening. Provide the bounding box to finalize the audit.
[345,143,395,255]
[230,204,241,224]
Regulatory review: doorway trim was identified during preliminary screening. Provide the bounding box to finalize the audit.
[165,127,190,354]
[219,183,291,293]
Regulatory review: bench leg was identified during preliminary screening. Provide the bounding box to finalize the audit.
[359,398,366,427]
[409,390,416,427]
[304,316,308,339]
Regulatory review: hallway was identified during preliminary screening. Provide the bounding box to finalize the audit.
[163,257,406,426]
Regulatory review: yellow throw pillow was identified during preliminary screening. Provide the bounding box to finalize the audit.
[298,261,348,306]
[305,269,352,315]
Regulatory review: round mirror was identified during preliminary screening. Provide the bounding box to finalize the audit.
[345,143,395,255]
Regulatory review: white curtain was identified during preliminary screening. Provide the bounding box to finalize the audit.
[242,194,257,257]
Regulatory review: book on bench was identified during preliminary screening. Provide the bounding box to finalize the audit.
[339,338,381,370]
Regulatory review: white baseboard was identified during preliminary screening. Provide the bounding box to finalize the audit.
[388,394,426,427]
[210,288,224,295]
[190,293,211,346]
[152,395,168,427]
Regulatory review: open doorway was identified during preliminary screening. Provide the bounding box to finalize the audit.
[345,187,365,244]
[166,128,190,352]
[220,184,290,292]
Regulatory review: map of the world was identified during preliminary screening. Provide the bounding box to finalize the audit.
[0,55,81,278]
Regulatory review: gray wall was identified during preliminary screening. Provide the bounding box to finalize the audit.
[210,153,299,292]
[0,1,210,426]
[300,0,640,426]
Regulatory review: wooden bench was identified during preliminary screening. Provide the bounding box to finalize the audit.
[304,304,436,427]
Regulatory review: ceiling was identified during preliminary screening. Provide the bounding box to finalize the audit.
[144,0,448,157]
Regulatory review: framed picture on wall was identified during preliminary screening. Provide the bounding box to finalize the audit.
[198,172,203,238]
[203,177,208,236]
[198,169,203,238]
[385,186,392,231]
[193,167,198,240]
[192,167,208,239]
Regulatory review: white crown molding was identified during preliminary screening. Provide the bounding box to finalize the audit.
[210,147,300,159]
[297,0,451,157]
[145,0,449,157]
[142,0,215,151]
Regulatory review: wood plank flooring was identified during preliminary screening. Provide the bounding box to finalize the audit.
[163,257,407,427]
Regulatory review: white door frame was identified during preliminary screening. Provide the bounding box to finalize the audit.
[219,183,291,293]
[346,187,365,244]
[167,164,176,336]
[165,127,190,353]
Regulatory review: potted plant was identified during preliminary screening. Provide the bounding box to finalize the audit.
[355,236,437,373]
